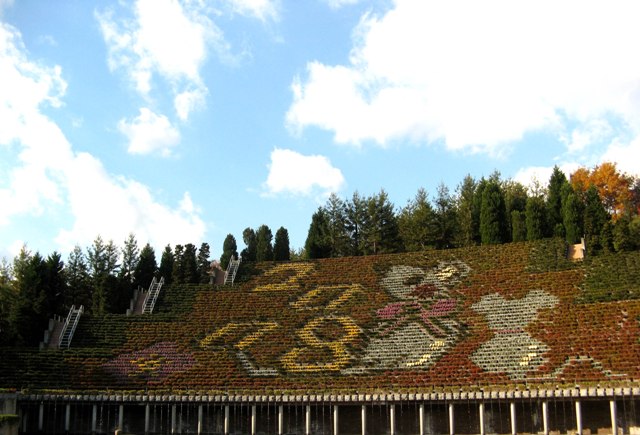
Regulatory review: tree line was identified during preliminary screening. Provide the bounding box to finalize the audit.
[219,225,291,270]
[303,163,640,258]
[0,234,212,346]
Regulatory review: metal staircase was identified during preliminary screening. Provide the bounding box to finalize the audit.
[58,305,84,349]
[142,276,164,314]
[224,257,241,285]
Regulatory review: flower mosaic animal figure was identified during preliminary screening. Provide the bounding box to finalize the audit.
[345,260,470,372]
[471,289,559,380]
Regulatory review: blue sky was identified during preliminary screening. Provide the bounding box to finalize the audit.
[1,0,640,261]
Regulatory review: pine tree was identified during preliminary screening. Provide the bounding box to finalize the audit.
[583,185,609,251]
[399,188,437,251]
[172,244,185,284]
[511,210,527,242]
[274,227,291,261]
[324,193,350,257]
[547,166,568,236]
[362,189,401,255]
[183,243,199,284]
[43,252,65,317]
[134,244,157,289]
[158,245,174,284]
[562,185,583,244]
[345,192,368,256]
[255,225,274,262]
[433,183,458,249]
[220,235,238,270]
[197,243,211,283]
[305,208,331,259]
[66,245,91,309]
[119,233,139,285]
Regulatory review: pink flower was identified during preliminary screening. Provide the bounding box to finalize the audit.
[377,302,406,320]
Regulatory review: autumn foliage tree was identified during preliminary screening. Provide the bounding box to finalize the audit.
[570,162,631,220]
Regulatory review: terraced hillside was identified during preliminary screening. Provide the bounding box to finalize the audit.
[1,239,640,397]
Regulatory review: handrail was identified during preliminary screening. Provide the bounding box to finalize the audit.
[142,276,164,314]
[59,305,83,349]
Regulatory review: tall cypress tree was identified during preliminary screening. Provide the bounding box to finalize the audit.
[134,244,157,289]
[241,228,257,262]
[158,245,174,284]
[274,227,291,261]
[526,196,546,241]
[547,166,569,237]
[255,225,274,262]
[456,175,478,246]
[480,180,507,245]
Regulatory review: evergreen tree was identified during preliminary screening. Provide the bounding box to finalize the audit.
[183,243,199,284]
[274,227,291,261]
[503,180,528,241]
[363,189,401,255]
[613,215,634,252]
[66,245,91,309]
[324,193,350,257]
[511,210,527,242]
[119,233,139,285]
[583,185,609,251]
[172,244,185,284]
[9,247,47,345]
[547,166,569,236]
[526,196,546,241]
[134,244,157,289]
[480,179,507,245]
[158,245,174,284]
[255,225,274,262]
[345,191,368,256]
[241,228,257,262]
[305,208,332,259]
[220,235,238,270]
[197,243,211,283]
[472,178,488,245]
[562,185,583,244]
[433,183,458,249]
[43,252,65,317]
[456,175,478,246]
[399,188,437,251]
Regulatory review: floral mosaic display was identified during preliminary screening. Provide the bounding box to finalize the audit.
[2,239,640,396]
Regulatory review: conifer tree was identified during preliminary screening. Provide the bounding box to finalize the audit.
[305,208,332,259]
[274,227,291,261]
[480,179,507,245]
[345,191,367,256]
[241,228,257,262]
[255,225,274,262]
[159,245,174,284]
[197,243,211,283]
[456,175,478,246]
[134,244,157,289]
[220,235,238,270]
[182,243,199,284]
[526,196,546,241]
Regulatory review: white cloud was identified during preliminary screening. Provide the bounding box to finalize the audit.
[322,0,361,10]
[263,148,345,197]
[287,0,640,156]
[96,0,225,119]
[118,107,181,156]
[0,22,205,253]
[226,0,279,21]
[174,87,207,121]
[601,138,640,177]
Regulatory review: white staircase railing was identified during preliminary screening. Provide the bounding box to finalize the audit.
[142,276,164,314]
[224,257,241,286]
[58,305,84,349]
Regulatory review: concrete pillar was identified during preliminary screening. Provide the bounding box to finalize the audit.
[224,405,229,435]
[92,404,97,434]
[419,403,424,435]
[448,403,454,435]
[38,402,44,431]
[278,404,283,435]
[171,404,177,434]
[145,404,150,434]
[65,403,71,432]
[389,404,395,435]
[305,405,311,435]
[479,403,485,435]
[333,404,339,435]
[542,401,549,435]
[361,404,367,435]
[510,402,517,435]
[198,404,203,435]
[610,400,618,435]
[251,405,256,435]
[575,400,582,435]
[119,404,124,430]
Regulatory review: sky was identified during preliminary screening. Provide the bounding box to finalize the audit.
[2,0,640,262]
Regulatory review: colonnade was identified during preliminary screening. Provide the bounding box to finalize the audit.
[20,398,636,434]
